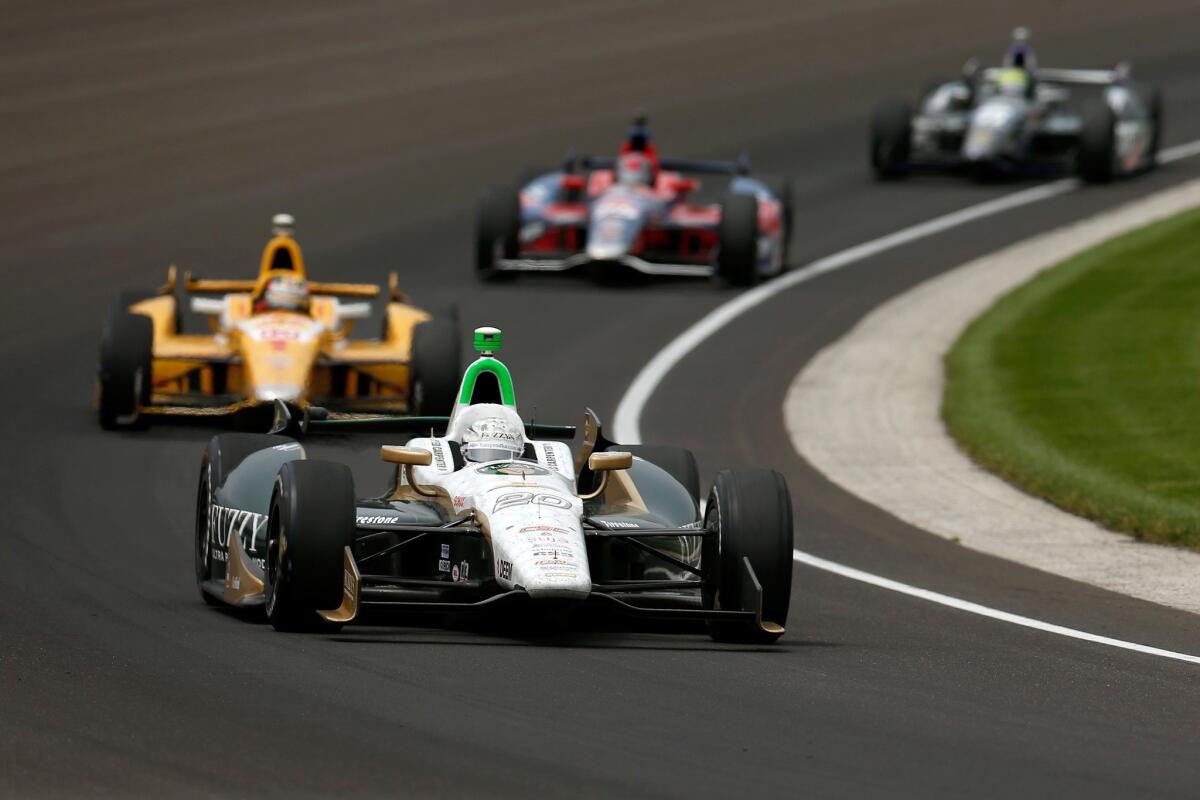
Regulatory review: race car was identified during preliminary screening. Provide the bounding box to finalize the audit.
[194,326,794,643]
[870,28,1162,182]
[96,214,461,429]
[475,116,792,286]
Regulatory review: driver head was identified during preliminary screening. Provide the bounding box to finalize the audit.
[616,152,653,186]
[458,403,525,463]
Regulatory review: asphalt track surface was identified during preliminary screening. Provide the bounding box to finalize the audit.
[4,2,1200,797]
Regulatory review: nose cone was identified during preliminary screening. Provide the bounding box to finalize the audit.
[238,315,320,404]
[586,239,628,261]
[254,384,302,402]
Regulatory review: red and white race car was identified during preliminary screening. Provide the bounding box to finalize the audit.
[475,117,792,286]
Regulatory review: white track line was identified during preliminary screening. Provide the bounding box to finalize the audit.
[793,550,1200,666]
[612,139,1200,663]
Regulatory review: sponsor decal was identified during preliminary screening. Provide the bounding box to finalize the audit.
[356,515,399,526]
[440,543,450,559]
[458,560,470,581]
[438,559,451,573]
[453,495,468,509]
[541,444,559,473]
[494,492,571,512]
[599,520,640,529]
[208,504,268,558]
[451,564,460,581]
[497,559,513,580]
[520,524,570,534]
[430,440,449,472]
[475,463,550,477]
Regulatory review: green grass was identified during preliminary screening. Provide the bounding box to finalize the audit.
[943,205,1200,549]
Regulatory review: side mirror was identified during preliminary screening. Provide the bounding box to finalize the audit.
[388,271,408,304]
[589,451,632,471]
[580,451,632,501]
[381,446,433,467]
[190,296,225,316]
[669,177,697,194]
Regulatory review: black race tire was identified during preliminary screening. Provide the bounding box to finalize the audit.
[475,183,520,282]
[265,460,356,633]
[716,192,759,287]
[702,468,793,644]
[97,293,153,430]
[1145,86,1163,163]
[1078,101,1117,183]
[194,462,223,606]
[195,434,296,606]
[410,317,462,415]
[870,98,912,180]
[616,444,700,509]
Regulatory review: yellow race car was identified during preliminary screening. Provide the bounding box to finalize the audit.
[96,215,460,429]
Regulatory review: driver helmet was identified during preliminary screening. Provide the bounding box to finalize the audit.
[616,152,653,187]
[460,404,525,463]
[1003,26,1037,71]
[259,276,310,312]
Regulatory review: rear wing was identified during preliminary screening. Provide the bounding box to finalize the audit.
[570,153,752,176]
[1036,66,1128,86]
[182,272,382,298]
[981,65,1128,86]
[268,401,576,441]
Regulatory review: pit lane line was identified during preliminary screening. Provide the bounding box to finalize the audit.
[612,139,1200,666]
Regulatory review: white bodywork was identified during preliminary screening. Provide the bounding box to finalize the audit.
[404,434,591,600]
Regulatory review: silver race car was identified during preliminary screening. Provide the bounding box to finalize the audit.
[870,28,1162,182]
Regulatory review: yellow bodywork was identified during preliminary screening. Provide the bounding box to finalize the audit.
[128,235,433,417]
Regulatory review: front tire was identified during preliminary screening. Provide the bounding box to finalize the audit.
[716,192,759,287]
[195,433,296,606]
[1078,101,1117,183]
[265,460,356,633]
[475,184,520,282]
[702,468,794,643]
[1144,86,1163,165]
[97,293,153,430]
[870,98,912,180]
[410,317,462,415]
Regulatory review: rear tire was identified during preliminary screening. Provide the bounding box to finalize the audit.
[716,192,759,287]
[1078,101,1117,183]
[97,293,153,430]
[475,184,520,282]
[410,317,462,415]
[265,460,356,633]
[870,99,912,180]
[702,468,793,643]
